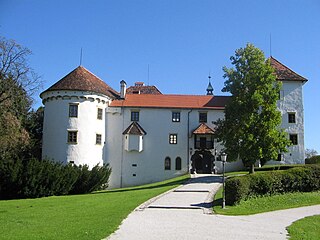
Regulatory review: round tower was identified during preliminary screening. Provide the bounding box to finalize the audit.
[40,66,119,168]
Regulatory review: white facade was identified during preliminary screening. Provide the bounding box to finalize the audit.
[278,81,305,164]
[41,90,111,168]
[41,60,307,189]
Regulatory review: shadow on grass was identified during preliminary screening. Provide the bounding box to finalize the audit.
[93,178,189,194]
[212,197,223,208]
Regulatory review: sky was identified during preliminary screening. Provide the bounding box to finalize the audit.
[1,0,319,153]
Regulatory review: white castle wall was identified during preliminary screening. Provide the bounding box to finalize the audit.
[277,81,305,164]
[106,106,227,188]
[41,90,111,168]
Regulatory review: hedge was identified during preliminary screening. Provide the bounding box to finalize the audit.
[225,165,320,205]
[0,158,111,200]
[305,155,320,164]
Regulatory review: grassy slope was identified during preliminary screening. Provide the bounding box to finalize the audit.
[287,215,320,240]
[0,174,189,240]
[213,186,320,215]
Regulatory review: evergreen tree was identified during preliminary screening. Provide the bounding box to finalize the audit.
[215,43,290,173]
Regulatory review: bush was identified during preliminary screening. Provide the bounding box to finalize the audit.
[305,155,320,164]
[254,165,296,172]
[0,157,111,199]
[225,165,320,205]
[70,164,111,194]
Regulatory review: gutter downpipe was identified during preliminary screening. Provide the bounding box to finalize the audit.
[187,109,193,173]
[120,103,125,188]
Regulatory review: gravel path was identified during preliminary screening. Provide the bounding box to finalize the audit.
[106,175,320,240]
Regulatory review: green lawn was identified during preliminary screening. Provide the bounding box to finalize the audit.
[287,215,320,240]
[0,174,189,240]
[213,186,320,215]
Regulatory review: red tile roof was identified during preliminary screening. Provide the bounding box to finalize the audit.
[110,94,230,109]
[126,85,162,94]
[193,123,215,134]
[123,122,147,135]
[270,57,307,82]
[41,66,119,98]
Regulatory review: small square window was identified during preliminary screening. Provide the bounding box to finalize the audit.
[199,112,207,123]
[288,113,296,123]
[97,108,103,120]
[96,134,102,145]
[290,134,298,145]
[68,131,78,144]
[172,112,180,122]
[69,104,78,117]
[131,111,139,121]
[169,134,177,144]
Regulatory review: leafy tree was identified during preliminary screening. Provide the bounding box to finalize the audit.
[214,43,290,173]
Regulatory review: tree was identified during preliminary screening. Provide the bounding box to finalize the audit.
[214,43,291,173]
[305,148,318,159]
[0,37,42,159]
[0,36,41,102]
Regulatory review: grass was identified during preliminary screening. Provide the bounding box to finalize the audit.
[213,187,320,215]
[287,215,320,240]
[0,174,189,240]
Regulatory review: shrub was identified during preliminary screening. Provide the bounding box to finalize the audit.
[0,157,111,199]
[70,164,111,194]
[305,155,320,164]
[254,165,296,172]
[225,165,320,205]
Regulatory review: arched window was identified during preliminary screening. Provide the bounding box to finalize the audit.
[164,157,171,170]
[175,157,181,170]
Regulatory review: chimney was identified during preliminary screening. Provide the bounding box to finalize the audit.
[135,82,144,86]
[120,80,127,99]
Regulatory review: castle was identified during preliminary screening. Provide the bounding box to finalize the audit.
[40,57,307,188]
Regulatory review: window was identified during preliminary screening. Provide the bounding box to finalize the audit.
[288,113,296,123]
[290,134,298,145]
[68,131,77,143]
[131,111,139,121]
[169,134,177,144]
[175,157,181,170]
[96,134,102,145]
[165,157,171,170]
[97,108,103,120]
[69,104,78,117]
[199,112,207,123]
[172,112,180,122]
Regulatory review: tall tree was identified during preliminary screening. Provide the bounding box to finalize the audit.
[214,43,290,173]
[0,37,41,159]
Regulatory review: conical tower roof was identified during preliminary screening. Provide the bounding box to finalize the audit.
[41,66,119,99]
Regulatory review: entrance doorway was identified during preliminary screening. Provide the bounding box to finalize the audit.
[191,150,214,174]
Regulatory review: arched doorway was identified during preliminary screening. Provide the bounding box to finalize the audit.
[191,150,214,174]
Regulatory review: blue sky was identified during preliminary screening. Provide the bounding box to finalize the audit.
[1,0,319,153]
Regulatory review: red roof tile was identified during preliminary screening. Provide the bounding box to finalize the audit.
[41,66,119,98]
[270,57,307,82]
[193,123,215,134]
[110,94,230,109]
[123,122,147,135]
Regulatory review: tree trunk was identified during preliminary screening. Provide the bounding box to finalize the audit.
[249,163,255,174]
